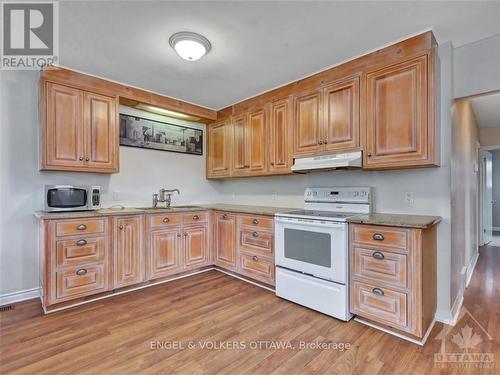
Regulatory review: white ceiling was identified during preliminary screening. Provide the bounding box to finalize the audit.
[470,93,500,128]
[59,1,500,110]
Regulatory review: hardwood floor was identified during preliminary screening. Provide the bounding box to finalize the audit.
[1,246,499,374]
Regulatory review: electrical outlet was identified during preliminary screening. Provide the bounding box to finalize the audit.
[113,191,120,201]
[405,192,415,205]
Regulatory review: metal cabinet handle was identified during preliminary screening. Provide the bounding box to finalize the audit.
[85,157,90,161]
[270,162,275,166]
[244,165,250,168]
[163,217,170,223]
[177,233,181,238]
[184,233,188,237]
[252,255,258,261]
[372,233,385,241]
[119,225,124,230]
[252,219,259,225]
[367,153,373,157]
[79,156,84,161]
[76,239,87,246]
[252,231,259,238]
[324,139,328,144]
[319,140,324,145]
[372,288,384,296]
[222,213,228,219]
[193,215,199,221]
[76,224,87,231]
[76,268,87,276]
[372,251,385,260]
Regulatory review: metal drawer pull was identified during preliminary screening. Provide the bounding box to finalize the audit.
[372,251,385,260]
[184,233,188,237]
[222,214,228,219]
[252,219,259,224]
[177,233,181,238]
[372,288,384,296]
[76,239,87,246]
[252,255,258,261]
[252,231,259,238]
[76,268,87,276]
[76,224,87,231]
[163,217,170,223]
[372,233,385,241]
[193,215,199,221]
[119,225,124,230]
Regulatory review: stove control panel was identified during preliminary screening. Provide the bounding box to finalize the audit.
[304,187,371,204]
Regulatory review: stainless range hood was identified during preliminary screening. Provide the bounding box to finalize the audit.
[291,151,363,172]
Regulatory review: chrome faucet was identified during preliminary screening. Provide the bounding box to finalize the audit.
[152,188,180,208]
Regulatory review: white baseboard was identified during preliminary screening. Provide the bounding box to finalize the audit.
[466,252,479,287]
[0,287,41,306]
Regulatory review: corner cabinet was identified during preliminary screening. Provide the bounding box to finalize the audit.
[207,120,231,178]
[364,54,438,169]
[40,81,119,173]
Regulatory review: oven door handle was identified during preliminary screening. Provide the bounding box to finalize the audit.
[274,217,346,229]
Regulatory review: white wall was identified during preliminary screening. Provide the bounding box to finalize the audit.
[454,34,500,99]
[215,43,454,322]
[0,70,222,296]
[491,150,500,228]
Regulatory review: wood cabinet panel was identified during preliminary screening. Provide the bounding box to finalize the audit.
[56,264,108,301]
[232,113,249,175]
[207,120,231,178]
[294,90,323,156]
[248,108,267,173]
[148,228,182,280]
[55,236,106,268]
[239,254,274,284]
[55,218,106,237]
[239,229,273,257]
[84,92,117,171]
[149,213,183,228]
[45,83,84,168]
[269,97,292,173]
[214,212,237,270]
[365,56,428,168]
[352,225,408,251]
[239,215,274,230]
[183,225,209,269]
[323,77,359,151]
[353,247,407,289]
[182,212,208,225]
[113,215,144,288]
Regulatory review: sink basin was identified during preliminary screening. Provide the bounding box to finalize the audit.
[136,205,203,211]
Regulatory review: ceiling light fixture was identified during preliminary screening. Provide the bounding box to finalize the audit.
[169,32,211,61]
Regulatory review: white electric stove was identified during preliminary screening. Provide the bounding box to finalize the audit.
[274,187,372,321]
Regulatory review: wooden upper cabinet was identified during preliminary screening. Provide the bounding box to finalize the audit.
[113,215,144,288]
[214,212,237,271]
[365,55,433,168]
[148,227,182,280]
[84,92,118,171]
[269,97,292,173]
[248,107,267,173]
[41,81,118,173]
[183,225,209,269]
[232,113,249,175]
[207,120,231,178]
[44,83,84,168]
[323,77,360,152]
[294,90,323,156]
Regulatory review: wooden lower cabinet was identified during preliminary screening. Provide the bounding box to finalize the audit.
[213,212,238,270]
[113,215,145,288]
[147,227,182,280]
[183,225,210,270]
[349,223,437,340]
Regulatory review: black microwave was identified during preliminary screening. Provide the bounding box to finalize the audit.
[44,185,101,212]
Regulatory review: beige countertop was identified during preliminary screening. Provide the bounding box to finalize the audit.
[347,213,441,229]
[34,203,299,220]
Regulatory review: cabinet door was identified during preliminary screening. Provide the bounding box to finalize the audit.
[147,227,182,280]
[44,83,84,168]
[248,108,267,173]
[323,77,359,152]
[214,212,237,270]
[183,225,209,270]
[269,97,292,173]
[114,216,144,288]
[294,90,323,156]
[84,92,118,172]
[232,113,249,175]
[365,56,428,168]
[207,120,230,178]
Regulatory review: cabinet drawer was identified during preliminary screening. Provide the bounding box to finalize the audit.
[239,254,274,281]
[239,229,273,256]
[55,264,107,301]
[56,218,106,237]
[183,211,208,225]
[351,281,407,329]
[149,213,183,228]
[353,247,407,289]
[240,215,274,230]
[352,225,408,251]
[56,236,106,268]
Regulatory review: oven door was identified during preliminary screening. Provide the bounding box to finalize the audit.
[45,186,90,211]
[275,217,347,284]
